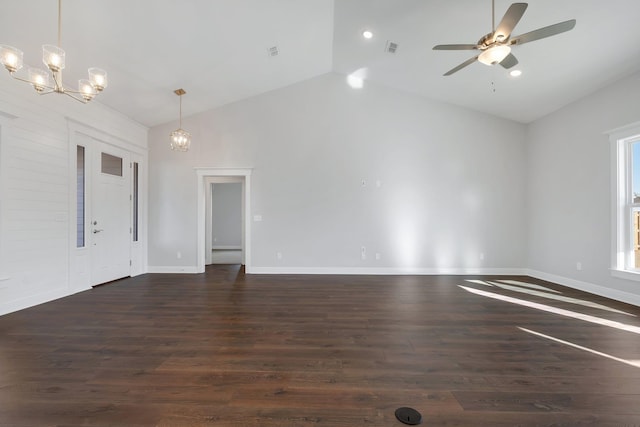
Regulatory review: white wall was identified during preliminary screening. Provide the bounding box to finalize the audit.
[0,77,147,316]
[148,72,527,273]
[527,71,640,305]
[211,182,243,248]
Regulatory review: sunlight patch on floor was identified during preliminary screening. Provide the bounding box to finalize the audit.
[519,327,640,369]
[464,279,493,287]
[487,281,635,316]
[459,285,640,335]
[497,279,561,293]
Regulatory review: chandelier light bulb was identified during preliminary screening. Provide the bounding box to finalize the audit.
[42,44,65,72]
[79,79,96,101]
[88,68,107,92]
[0,45,23,72]
[28,68,49,92]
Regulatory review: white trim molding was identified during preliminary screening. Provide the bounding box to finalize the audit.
[196,167,252,274]
[147,266,199,274]
[247,266,527,275]
[0,287,72,317]
[607,121,640,278]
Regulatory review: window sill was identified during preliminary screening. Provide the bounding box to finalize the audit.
[611,268,640,282]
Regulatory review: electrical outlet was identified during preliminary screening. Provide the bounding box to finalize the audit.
[277,252,282,260]
[177,251,182,259]
[375,253,381,260]
[361,246,366,260]
[576,261,582,271]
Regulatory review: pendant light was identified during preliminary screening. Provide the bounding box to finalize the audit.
[170,89,191,152]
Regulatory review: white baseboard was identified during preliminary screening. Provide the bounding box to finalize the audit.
[246,266,526,275]
[0,287,70,316]
[526,269,640,307]
[147,266,199,274]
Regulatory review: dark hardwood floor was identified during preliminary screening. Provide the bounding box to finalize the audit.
[1,266,640,426]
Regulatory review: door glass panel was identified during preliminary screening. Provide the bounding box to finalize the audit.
[77,146,85,247]
[133,162,139,242]
[101,152,123,176]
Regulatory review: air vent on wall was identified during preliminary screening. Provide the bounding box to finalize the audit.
[267,46,279,57]
[385,41,399,54]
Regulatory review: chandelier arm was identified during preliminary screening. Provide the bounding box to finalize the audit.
[63,91,89,104]
[63,88,85,95]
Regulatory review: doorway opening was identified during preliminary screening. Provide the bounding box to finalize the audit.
[196,168,252,274]
[205,179,243,265]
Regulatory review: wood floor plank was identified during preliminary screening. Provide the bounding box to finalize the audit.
[1,266,639,426]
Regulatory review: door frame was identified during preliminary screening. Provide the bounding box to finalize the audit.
[68,119,148,292]
[196,168,252,273]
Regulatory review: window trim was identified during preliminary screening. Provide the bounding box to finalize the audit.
[609,121,640,280]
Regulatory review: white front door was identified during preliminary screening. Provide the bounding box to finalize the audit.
[91,142,131,285]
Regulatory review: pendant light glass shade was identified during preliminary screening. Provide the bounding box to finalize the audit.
[170,129,191,152]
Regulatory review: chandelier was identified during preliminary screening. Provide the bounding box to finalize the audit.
[170,89,191,152]
[0,0,107,103]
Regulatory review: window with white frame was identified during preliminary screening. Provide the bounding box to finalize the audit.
[611,123,640,278]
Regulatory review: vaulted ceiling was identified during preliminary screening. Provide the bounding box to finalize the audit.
[1,0,639,127]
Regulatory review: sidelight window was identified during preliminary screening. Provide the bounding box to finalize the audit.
[76,146,85,248]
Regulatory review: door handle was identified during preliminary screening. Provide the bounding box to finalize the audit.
[93,229,104,234]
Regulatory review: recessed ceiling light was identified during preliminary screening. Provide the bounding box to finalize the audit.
[510,69,522,77]
[362,30,373,39]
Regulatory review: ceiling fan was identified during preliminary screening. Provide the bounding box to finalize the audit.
[433,1,576,76]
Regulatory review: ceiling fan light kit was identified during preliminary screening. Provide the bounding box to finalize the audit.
[433,1,576,76]
[478,44,511,65]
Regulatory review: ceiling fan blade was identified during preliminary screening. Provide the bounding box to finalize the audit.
[494,3,528,42]
[433,44,478,50]
[443,56,478,76]
[510,19,576,45]
[499,53,518,69]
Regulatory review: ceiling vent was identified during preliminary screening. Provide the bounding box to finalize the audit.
[385,41,399,54]
[267,46,279,57]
